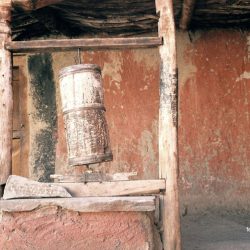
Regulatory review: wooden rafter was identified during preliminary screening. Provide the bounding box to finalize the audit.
[179,0,197,30]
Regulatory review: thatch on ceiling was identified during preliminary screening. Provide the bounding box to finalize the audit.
[11,0,250,41]
[175,0,250,29]
[11,0,159,40]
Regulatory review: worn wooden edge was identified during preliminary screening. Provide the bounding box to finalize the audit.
[5,37,163,52]
[54,179,166,197]
[0,196,156,212]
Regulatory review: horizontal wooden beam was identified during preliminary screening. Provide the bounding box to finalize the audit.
[6,37,163,52]
[55,180,165,197]
[0,196,156,212]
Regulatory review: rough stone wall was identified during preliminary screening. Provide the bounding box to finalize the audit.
[0,209,161,250]
[177,30,250,210]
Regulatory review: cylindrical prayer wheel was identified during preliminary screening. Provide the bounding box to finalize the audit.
[59,64,113,166]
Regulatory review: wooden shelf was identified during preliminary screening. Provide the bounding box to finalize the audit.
[55,179,165,197]
[6,37,163,53]
[0,196,156,212]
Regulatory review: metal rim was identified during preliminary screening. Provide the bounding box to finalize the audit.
[59,64,101,79]
[69,153,113,166]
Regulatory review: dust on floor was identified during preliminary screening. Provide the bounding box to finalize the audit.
[181,210,250,250]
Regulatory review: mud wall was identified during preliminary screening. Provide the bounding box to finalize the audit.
[12,29,250,210]
[177,30,250,210]
[13,49,160,181]
[53,49,160,179]
[0,209,161,250]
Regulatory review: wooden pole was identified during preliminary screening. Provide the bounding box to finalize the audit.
[179,0,197,30]
[155,0,181,249]
[0,0,12,185]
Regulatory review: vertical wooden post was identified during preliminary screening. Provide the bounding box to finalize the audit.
[0,0,12,186]
[156,0,181,249]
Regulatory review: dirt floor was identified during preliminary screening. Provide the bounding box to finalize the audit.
[181,210,250,250]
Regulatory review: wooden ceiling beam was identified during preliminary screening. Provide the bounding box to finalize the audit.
[179,0,197,30]
[12,0,64,11]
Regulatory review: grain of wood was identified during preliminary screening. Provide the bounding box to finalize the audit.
[59,64,112,166]
[156,0,181,249]
[0,1,12,185]
[55,180,165,197]
[0,196,156,212]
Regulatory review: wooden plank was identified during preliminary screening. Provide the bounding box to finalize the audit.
[6,37,163,52]
[50,172,137,182]
[54,180,165,197]
[3,175,71,200]
[0,1,12,185]
[0,196,156,212]
[156,0,181,249]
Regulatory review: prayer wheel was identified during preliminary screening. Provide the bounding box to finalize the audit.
[59,64,113,166]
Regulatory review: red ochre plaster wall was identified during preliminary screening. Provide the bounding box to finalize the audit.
[177,30,250,209]
[53,49,160,179]
[7,32,250,250]
[0,208,161,250]
[53,31,250,209]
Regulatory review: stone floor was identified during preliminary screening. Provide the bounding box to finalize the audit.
[181,210,250,250]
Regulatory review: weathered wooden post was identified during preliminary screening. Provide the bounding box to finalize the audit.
[0,0,12,189]
[156,0,181,249]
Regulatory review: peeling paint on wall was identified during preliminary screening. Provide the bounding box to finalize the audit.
[177,30,250,209]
